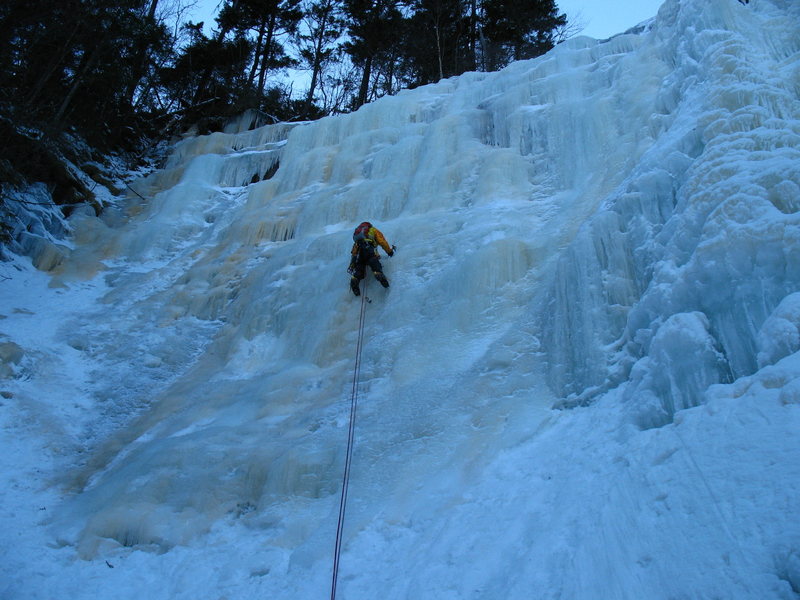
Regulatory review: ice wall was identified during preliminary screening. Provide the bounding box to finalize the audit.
[539,0,800,422]
[20,0,800,597]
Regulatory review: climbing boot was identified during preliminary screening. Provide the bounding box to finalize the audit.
[350,277,361,296]
[374,272,390,288]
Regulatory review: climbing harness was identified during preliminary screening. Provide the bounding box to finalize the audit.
[330,277,369,600]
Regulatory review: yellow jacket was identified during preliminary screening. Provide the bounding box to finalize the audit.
[351,226,393,257]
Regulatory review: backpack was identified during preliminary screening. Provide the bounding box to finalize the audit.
[353,221,372,242]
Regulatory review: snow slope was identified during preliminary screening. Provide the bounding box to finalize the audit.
[2,0,800,598]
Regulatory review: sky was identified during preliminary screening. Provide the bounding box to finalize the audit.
[190,0,667,42]
[556,0,665,38]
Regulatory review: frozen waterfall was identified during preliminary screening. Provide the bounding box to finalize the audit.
[2,0,800,598]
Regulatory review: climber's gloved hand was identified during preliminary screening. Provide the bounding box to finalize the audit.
[389,245,397,257]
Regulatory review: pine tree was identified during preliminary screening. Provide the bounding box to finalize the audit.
[479,0,565,70]
[342,0,404,108]
[238,0,303,102]
[1,0,172,139]
[163,22,253,117]
[403,0,470,84]
[295,0,344,114]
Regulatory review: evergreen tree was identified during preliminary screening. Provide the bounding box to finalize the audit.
[1,0,172,140]
[479,0,565,70]
[295,0,344,114]
[238,0,303,102]
[161,22,254,119]
[402,0,470,85]
[341,0,405,108]
[0,0,573,144]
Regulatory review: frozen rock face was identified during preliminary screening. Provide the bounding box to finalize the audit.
[757,292,800,368]
[623,311,733,429]
[16,0,797,597]
[540,0,800,416]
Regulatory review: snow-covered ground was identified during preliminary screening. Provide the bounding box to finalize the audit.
[2,0,800,598]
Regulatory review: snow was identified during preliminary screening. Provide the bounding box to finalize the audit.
[2,0,800,598]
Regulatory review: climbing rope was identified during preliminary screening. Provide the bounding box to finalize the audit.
[330,277,369,600]
[669,426,758,596]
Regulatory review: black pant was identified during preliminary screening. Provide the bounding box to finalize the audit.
[350,252,389,295]
[351,253,384,281]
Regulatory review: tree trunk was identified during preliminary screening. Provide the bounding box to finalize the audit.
[305,0,333,108]
[468,0,477,71]
[479,26,488,71]
[435,21,444,81]
[126,1,162,106]
[193,0,239,104]
[26,24,81,108]
[356,55,372,108]
[257,12,278,98]
[248,17,267,86]
[385,52,396,94]
[53,42,103,125]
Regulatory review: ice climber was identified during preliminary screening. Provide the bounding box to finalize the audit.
[348,221,395,296]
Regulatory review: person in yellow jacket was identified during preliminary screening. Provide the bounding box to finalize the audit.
[348,221,395,296]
